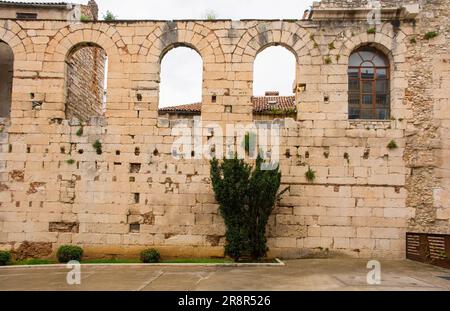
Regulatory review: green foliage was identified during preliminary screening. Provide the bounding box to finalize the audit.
[410,37,417,44]
[0,251,11,266]
[424,31,438,40]
[57,245,83,263]
[323,151,330,159]
[367,27,376,34]
[80,15,91,22]
[324,56,332,64]
[140,248,161,263]
[92,140,102,155]
[76,127,83,137]
[328,42,335,50]
[103,10,117,21]
[305,167,316,183]
[66,159,75,165]
[242,132,257,156]
[387,140,398,150]
[210,155,281,261]
[203,10,218,20]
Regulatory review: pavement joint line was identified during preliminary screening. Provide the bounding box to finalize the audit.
[0,259,286,269]
[136,270,164,291]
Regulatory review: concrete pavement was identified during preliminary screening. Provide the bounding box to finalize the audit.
[0,259,449,291]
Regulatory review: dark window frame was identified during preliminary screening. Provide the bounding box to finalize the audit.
[348,47,390,120]
[16,12,38,20]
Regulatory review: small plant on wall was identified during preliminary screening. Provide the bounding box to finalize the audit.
[76,127,84,137]
[92,140,103,155]
[387,140,398,150]
[210,155,281,261]
[367,27,376,34]
[305,166,316,183]
[424,31,438,40]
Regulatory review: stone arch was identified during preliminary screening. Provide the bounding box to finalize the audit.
[337,28,407,66]
[0,21,29,61]
[234,22,319,64]
[337,28,408,120]
[158,44,203,109]
[145,22,225,64]
[65,42,108,122]
[0,40,14,117]
[42,24,125,118]
[253,44,297,96]
[143,22,225,114]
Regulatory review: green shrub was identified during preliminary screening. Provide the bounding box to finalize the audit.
[140,248,161,263]
[66,159,75,165]
[424,31,438,40]
[367,27,376,34]
[324,56,332,64]
[56,245,83,263]
[103,10,117,21]
[210,155,281,261]
[0,251,11,266]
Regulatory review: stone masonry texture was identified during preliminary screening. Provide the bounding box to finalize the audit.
[0,0,448,260]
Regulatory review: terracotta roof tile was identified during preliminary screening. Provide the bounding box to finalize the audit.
[159,96,296,115]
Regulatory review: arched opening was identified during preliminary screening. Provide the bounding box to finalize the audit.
[158,46,203,116]
[348,47,390,120]
[65,43,108,122]
[0,41,14,118]
[252,45,297,118]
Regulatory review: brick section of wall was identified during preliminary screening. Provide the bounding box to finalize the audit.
[65,45,106,123]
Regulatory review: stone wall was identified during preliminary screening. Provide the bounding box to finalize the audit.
[0,0,448,260]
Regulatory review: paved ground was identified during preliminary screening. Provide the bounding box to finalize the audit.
[0,259,449,291]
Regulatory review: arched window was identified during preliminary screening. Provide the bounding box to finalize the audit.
[348,47,390,120]
[65,43,108,122]
[0,41,14,118]
[159,46,203,110]
[253,46,296,96]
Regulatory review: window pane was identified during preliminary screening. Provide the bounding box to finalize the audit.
[377,68,387,78]
[362,81,372,93]
[349,93,360,105]
[363,95,372,105]
[349,53,362,66]
[373,55,387,67]
[360,109,373,119]
[376,80,388,93]
[359,51,376,62]
[376,94,389,107]
[349,107,360,119]
[348,67,359,77]
[361,67,374,79]
[349,79,359,91]
[376,108,389,120]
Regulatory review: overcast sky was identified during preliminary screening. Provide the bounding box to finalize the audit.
[22,0,314,107]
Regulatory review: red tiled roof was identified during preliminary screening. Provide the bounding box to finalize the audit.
[159,96,296,115]
[159,102,202,113]
[252,96,296,113]
[0,1,70,7]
